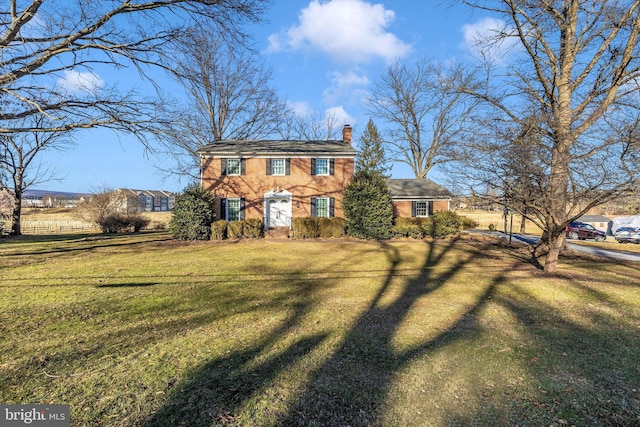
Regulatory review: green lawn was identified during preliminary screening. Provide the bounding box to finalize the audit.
[1,232,639,426]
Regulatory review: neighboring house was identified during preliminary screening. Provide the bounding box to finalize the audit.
[198,125,357,229]
[577,214,611,234]
[117,189,175,213]
[387,179,453,218]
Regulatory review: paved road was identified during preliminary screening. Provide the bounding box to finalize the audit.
[469,230,640,263]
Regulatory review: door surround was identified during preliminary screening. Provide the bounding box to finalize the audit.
[264,189,293,229]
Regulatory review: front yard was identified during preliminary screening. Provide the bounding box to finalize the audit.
[1,233,638,426]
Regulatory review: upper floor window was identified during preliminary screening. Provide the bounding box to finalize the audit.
[227,159,241,175]
[271,159,285,175]
[266,158,290,176]
[311,158,334,175]
[222,158,245,176]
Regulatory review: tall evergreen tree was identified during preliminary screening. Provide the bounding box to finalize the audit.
[356,119,390,177]
[343,119,394,240]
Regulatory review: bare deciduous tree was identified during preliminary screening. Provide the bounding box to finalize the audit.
[75,187,149,233]
[75,187,128,223]
[455,0,640,272]
[0,0,266,234]
[367,59,478,179]
[155,26,288,180]
[1,1,265,132]
[287,110,345,141]
[0,115,74,235]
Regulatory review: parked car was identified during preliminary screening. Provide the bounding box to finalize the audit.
[565,221,606,242]
[614,227,640,244]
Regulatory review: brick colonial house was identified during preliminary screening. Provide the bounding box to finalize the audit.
[198,125,452,229]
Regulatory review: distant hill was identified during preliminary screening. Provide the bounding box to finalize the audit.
[23,189,88,199]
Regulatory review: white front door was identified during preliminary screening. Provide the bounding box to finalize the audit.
[268,198,291,228]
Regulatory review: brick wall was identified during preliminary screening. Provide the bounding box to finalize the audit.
[392,200,450,218]
[201,156,354,220]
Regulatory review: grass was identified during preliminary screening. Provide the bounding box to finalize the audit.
[456,209,544,234]
[1,232,639,426]
[569,237,640,253]
[17,209,172,234]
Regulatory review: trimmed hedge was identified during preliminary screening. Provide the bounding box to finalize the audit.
[213,219,264,240]
[211,220,228,241]
[243,218,264,238]
[322,217,346,238]
[227,220,244,240]
[392,217,427,239]
[429,211,464,238]
[392,212,463,239]
[292,217,346,239]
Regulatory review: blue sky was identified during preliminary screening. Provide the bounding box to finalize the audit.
[40,0,501,194]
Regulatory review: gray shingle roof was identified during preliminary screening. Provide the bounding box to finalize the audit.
[387,179,453,199]
[577,215,611,223]
[197,139,357,156]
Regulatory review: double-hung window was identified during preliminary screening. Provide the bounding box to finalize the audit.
[271,159,285,175]
[412,200,433,217]
[266,158,290,175]
[223,158,243,175]
[227,159,241,175]
[315,159,329,175]
[311,158,333,175]
[311,197,334,218]
[226,198,242,221]
[315,197,329,217]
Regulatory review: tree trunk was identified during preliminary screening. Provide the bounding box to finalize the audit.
[545,232,564,273]
[10,190,22,236]
[519,214,526,234]
[543,136,572,272]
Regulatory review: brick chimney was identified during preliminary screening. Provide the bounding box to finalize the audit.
[342,124,352,144]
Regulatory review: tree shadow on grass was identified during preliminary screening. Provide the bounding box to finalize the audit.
[0,232,172,257]
[141,238,506,426]
[140,259,335,426]
[95,282,159,288]
[444,280,640,426]
[275,238,504,426]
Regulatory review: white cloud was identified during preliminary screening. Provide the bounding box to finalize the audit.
[267,0,411,64]
[325,105,355,126]
[323,70,370,104]
[56,70,104,94]
[287,100,315,117]
[460,17,520,64]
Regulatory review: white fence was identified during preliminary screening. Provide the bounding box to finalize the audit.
[20,220,98,234]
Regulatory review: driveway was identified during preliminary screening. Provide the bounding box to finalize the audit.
[468,230,640,263]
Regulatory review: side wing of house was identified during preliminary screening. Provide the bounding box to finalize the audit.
[198,126,356,229]
[387,179,453,218]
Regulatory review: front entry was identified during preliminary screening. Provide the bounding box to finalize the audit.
[266,197,292,228]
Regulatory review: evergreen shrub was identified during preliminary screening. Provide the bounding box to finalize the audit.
[211,220,228,241]
[227,220,243,239]
[243,218,263,238]
[169,185,215,240]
